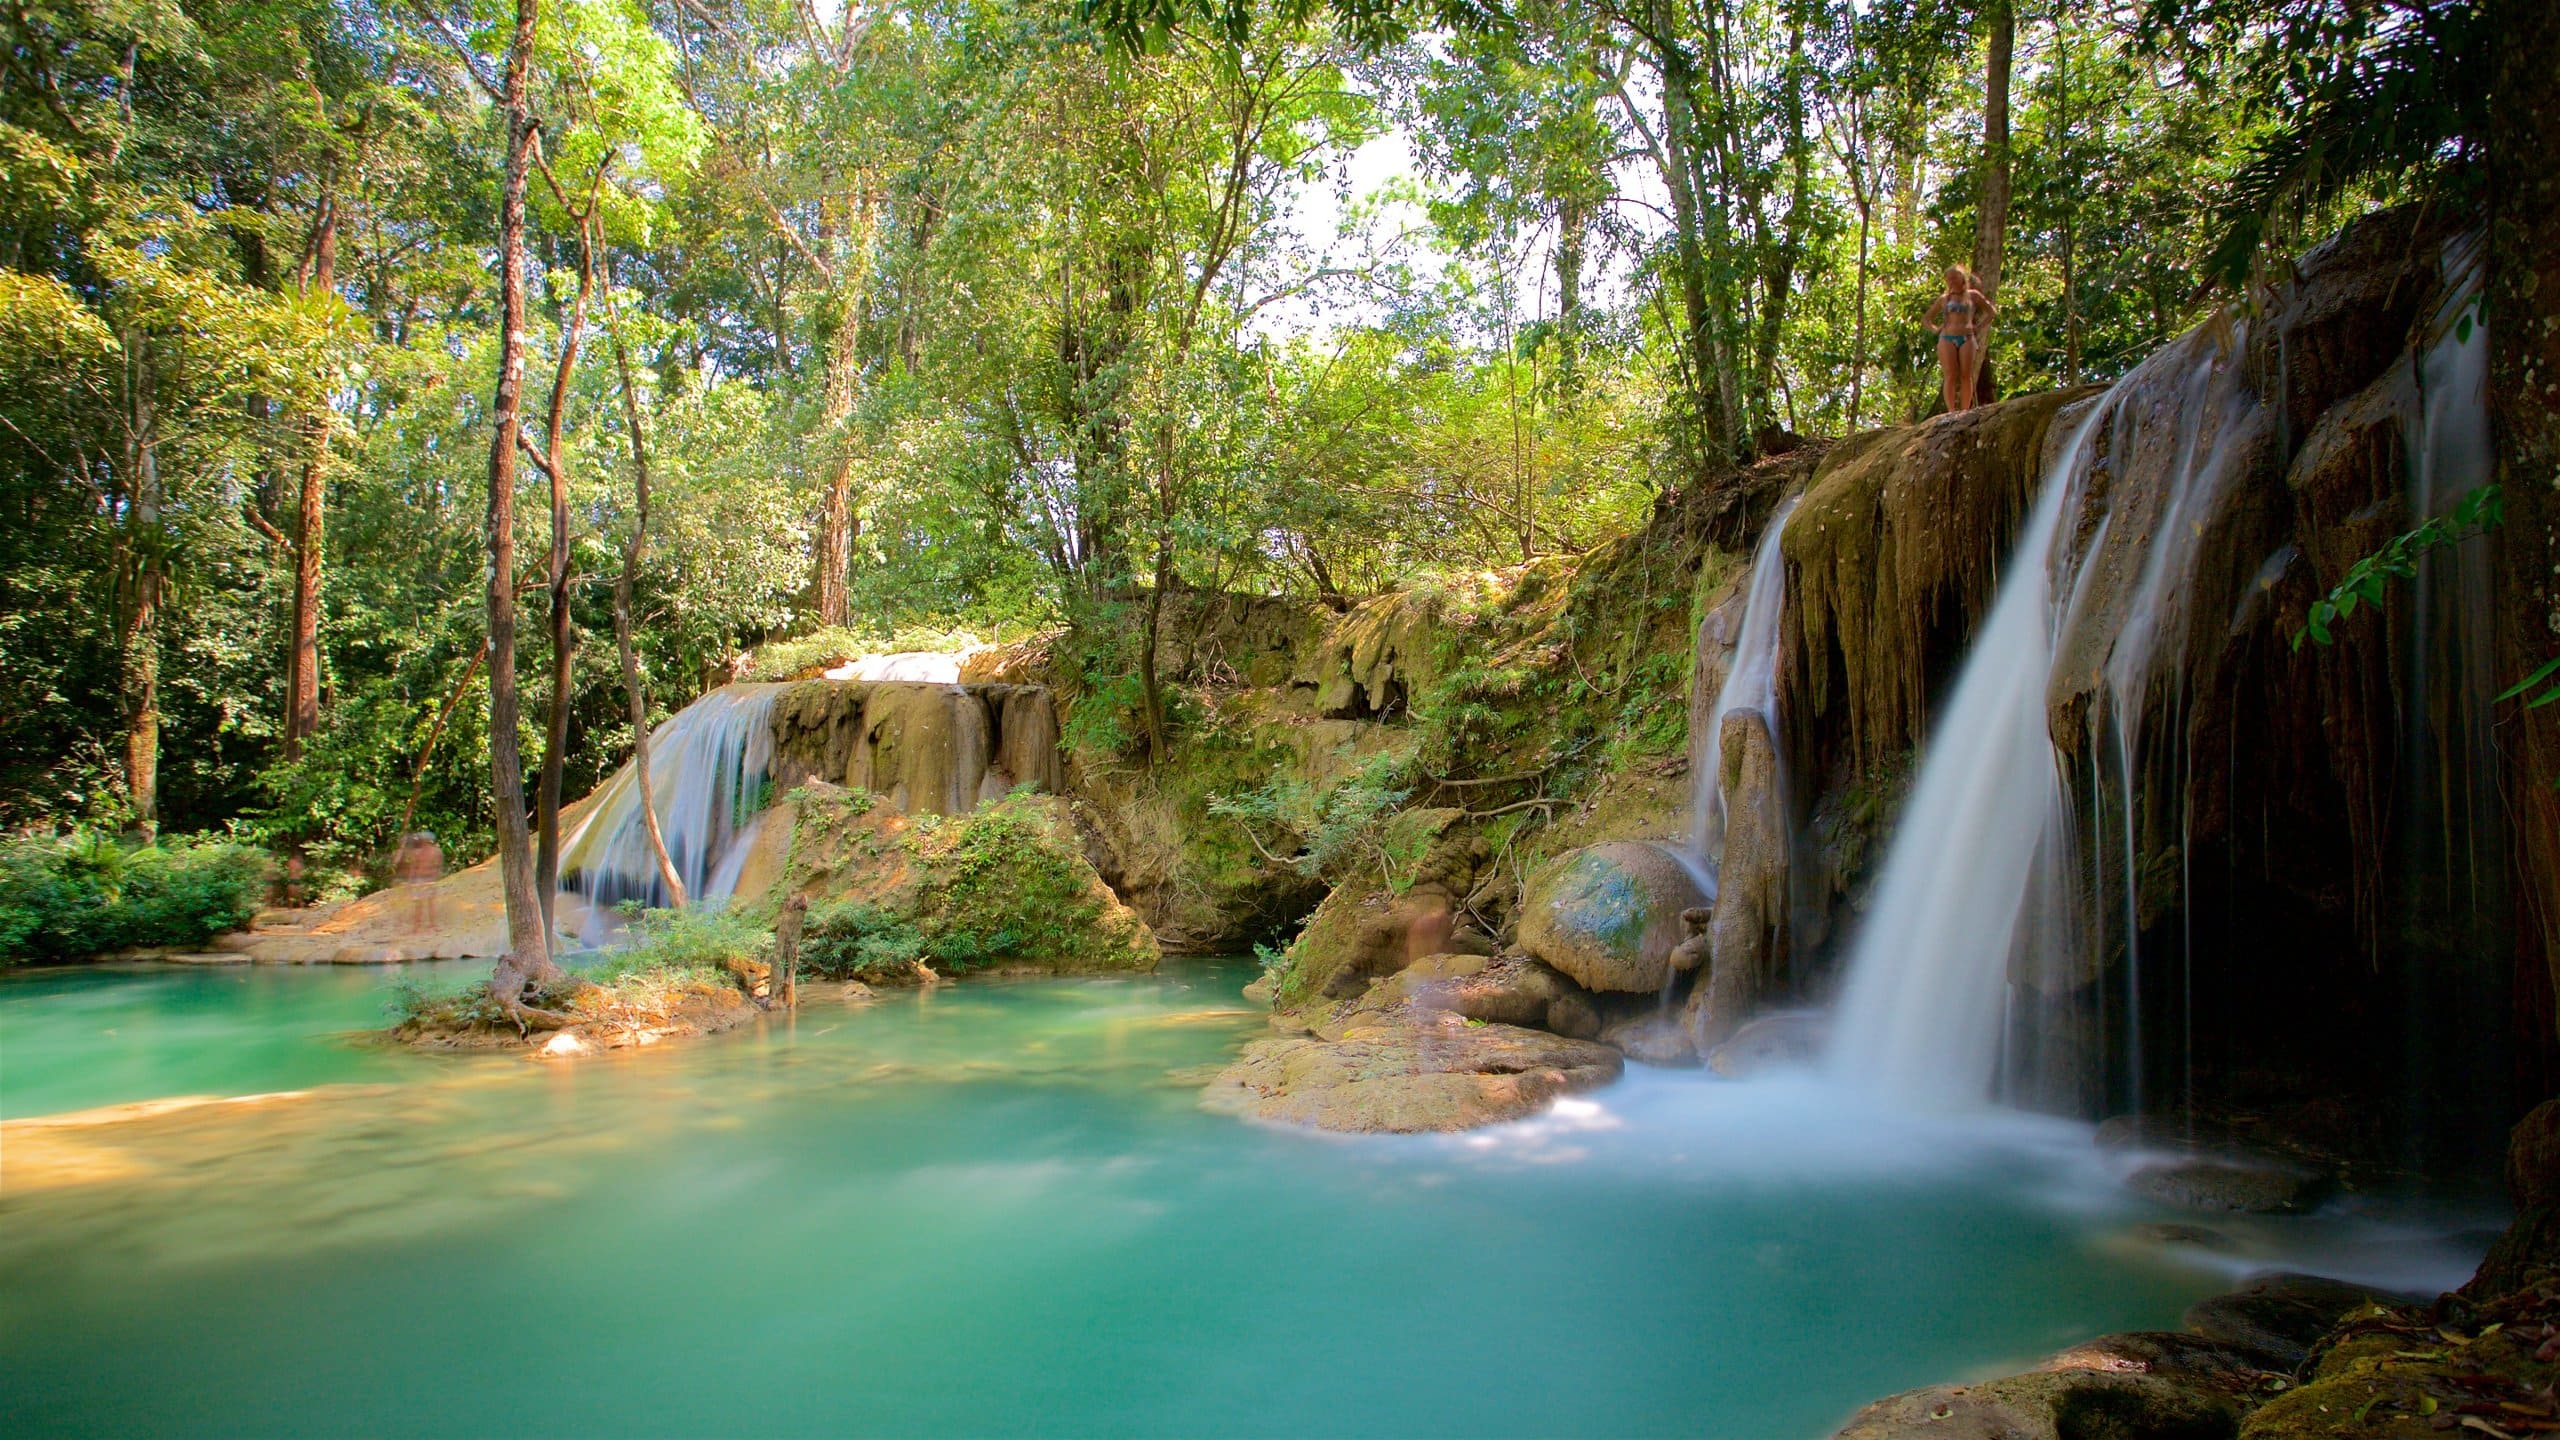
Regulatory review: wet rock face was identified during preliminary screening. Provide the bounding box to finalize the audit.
[1782,385,2098,777]
[1686,710,1789,1049]
[2126,1159,2330,1216]
[1704,1010,1827,1078]
[2462,1098,2560,1299]
[2181,1273,2408,1372]
[1517,842,1709,994]
[770,679,1064,816]
[1199,1012,1623,1134]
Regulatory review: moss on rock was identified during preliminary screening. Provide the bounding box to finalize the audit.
[779,785,1157,978]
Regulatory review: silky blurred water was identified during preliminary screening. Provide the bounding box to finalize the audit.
[0,959,2483,1438]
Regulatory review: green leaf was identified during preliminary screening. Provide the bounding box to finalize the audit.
[2496,655,2560,704]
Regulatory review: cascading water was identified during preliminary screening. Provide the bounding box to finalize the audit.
[1687,497,1800,898]
[557,683,784,943]
[1828,236,2498,1119]
[2397,237,2506,1161]
[1827,314,2264,1111]
[1822,413,2093,1110]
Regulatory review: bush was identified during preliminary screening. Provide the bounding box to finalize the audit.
[0,832,273,964]
[588,904,768,983]
[799,898,927,978]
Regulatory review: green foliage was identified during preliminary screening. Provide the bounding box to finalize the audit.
[800,900,928,979]
[1209,747,1417,881]
[587,904,768,984]
[2293,484,2502,649]
[0,833,272,964]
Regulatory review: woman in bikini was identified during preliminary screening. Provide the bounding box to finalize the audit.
[1927,266,1994,414]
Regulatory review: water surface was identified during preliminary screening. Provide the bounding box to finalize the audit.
[0,959,2468,1438]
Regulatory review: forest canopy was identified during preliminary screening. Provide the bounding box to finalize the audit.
[0,0,2478,883]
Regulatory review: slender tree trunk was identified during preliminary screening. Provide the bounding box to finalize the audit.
[810,196,876,630]
[1555,196,1586,391]
[608,296,686,905]
[1137,540,1170,764]
[284,199,338,762]
[534,227,596,937]
[2488,0,2560,1088]
[1848,175,1873,429]
[119,332,163,839]
[402,640,487,838]
[485,0,558,1006]
[1971,0,2013,302]
[1650,28,1734,470]
[2053,17,2080,386]
[1749,9,1813,438]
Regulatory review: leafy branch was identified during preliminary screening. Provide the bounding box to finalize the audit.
[2292,483,2501,650]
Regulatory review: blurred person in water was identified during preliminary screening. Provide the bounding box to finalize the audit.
[1926,265,1995,414]
[393,832,444,933]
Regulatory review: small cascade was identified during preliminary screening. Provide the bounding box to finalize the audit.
[2397,237,2506,1160]
[1688,497,1800,897]
[2404,238,2497,899]
[557,683,784,942]
[826,651,967,683]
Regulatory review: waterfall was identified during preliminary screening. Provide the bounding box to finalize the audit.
[1688,497,1800,897]
[1822,415,2090,1110]
[557,683,784,943]
[1826,312,2262,1110]
[2399,237,2505,1160]
[2404,238,2497,900]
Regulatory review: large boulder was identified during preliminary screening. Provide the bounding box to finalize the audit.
[779,786,1158,978]
[1706,1009,1828,1077]
[1363,951,1595,1035]
[1684,708,1789,1048]
[2181,1273,2404,1372]
[1267,809,1482,1006]
[2126,1158,2329,1215]
[1517,842,1709,993]
[1199,1012,1623,1133]
[2463,1097,2560,1299]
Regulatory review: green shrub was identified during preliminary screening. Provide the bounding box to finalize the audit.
[0,832,272,964]
[799,899,927,978]
[587,904,768,983]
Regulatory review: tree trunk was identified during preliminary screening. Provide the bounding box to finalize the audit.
[1555,196,1586,390]
[1749,9,1813,437]
[120,331,163,839]
[1649,23,1736,471]
[1971,0,2013,302]
[812,309,856,627]
[810,197,876,630]
[2053,16,2080,386]
[284,201,336,763]
[608,299,686,905]
[534,227,596,938]
[485,0,558,1006]
[1137,543,1170,765]
[2488,0,2560,1088]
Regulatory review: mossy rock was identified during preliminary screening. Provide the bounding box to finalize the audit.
[1517,842,1707,994]
[1830,1369,2236,1440]
[780,786,1157,977]
[1268,808,1471,1008]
